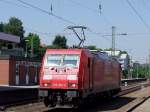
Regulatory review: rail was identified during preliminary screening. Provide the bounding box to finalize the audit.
[1,80,150,111]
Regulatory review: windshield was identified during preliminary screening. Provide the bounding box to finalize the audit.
[45,54,79,67]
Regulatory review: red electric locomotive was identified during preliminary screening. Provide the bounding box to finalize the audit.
[39,49,121,107]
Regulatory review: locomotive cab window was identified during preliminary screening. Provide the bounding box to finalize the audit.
[45,54,80,67]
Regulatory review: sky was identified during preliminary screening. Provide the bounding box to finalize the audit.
[0,0,150,63]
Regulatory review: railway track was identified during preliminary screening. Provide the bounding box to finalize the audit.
[126,96,150,112]
[106,81,150,112]
[1,80,142,111]
[116,85,150,112]
[4,81,150,112]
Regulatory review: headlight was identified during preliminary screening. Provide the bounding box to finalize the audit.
[67,75,77,80]
[43,83,51,87]
[68,83,76,88]
[44,83,48,86]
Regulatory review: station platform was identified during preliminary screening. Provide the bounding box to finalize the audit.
[133,97,150,112]
[0,85,39,92]
[0,85,39,105]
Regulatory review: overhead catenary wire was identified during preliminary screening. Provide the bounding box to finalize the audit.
[25,26,150,37]
[2,0,150,38]
[86,27,118,48]
[24,27,72,36]
[126,0,150,32]
[2,0,149,48]
[0,0,113,37]
[67,0,112,26]
[0,0,69,36]
[16,0,76,25]
[0,0,149,38]
[1,0,150,55]
[50,3,53,14]
[0,0,76,25]
[0,0,108,37]
[98,2,102,14]
[50,0,54,13]
[0,0,28,8]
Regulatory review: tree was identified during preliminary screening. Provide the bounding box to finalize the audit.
[52,35,67,48]
[39,45,58,57]
[25,33,40,57]
[86,45,97,50]
[120,50,127,54]
[122,70,128,78]
[0,22,4,32]
[39,46,47,57]
[131,63,147,78]
[4,17,25,39]
[85,45,102,51]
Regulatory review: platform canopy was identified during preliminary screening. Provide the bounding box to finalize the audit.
[0,32,20,43]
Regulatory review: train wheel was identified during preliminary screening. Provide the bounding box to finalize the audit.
[44,98,50,107]
[44,96,57,107]
[50,96,57,107]
[72,98,83,108]
[106,91,113,100]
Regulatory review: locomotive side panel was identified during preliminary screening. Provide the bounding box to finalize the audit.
[91,54,121,93]
[105,61,115,89]
[112,62,121,88]
[92,59,104,93]
[82,51,90,91]
[78,51,93,93]
[78,51,88,90]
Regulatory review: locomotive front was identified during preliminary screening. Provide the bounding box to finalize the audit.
[39,49,81,107]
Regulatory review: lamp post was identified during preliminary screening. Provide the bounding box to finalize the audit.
[25,39,29,58]
[136,61,139,79]
[101,26,127,56]
[31,36,34,58]
[111,26,127,56]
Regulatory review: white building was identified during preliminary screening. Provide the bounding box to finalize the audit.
[119,53,129,70]
[102,50,129,70]
[101,50,121,56]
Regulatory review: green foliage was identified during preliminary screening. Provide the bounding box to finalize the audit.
[86,45,97,50]
[0,22,4,48]
[3,17,24,39]
[0,17,25,48]
[120,50,127,54]
[52,35,67,49]
[39,46,47,57]
[85,45,102,51]
[0,22,4,32]
[25,33,40,56]
[122,70,128,78]
[131,64,148,78]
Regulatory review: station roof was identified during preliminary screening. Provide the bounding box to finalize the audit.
[0,32,20,43]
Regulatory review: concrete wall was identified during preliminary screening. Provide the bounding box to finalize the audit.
[0,56,41,86]
[0,60,9,85]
